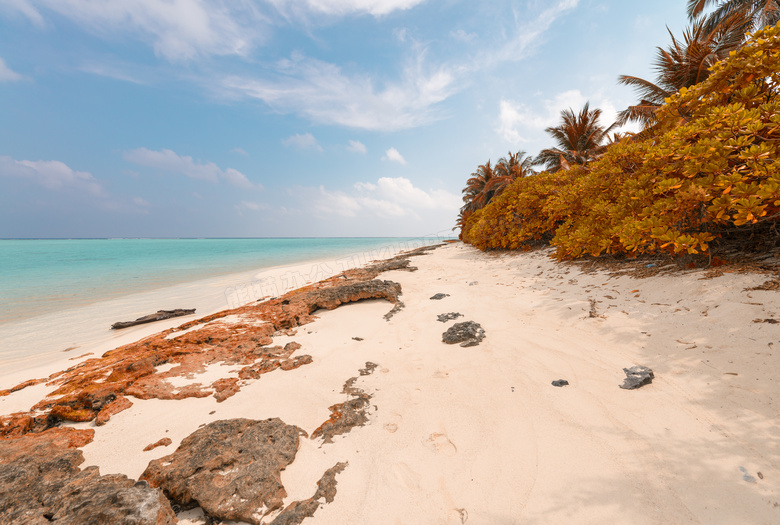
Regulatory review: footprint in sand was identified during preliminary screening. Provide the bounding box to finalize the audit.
[448,508,468,524]
[385,411,402,433]
[425,433,457,456]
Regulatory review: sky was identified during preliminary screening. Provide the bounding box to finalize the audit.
[0,0,691,238]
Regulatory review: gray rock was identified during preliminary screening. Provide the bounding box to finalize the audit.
[430,293,450,300]
[442,321,485,347]
[551,379,569,387]
[437,312,463,323]
[140,418,305,525]
[111,309,196,330]
[619,366,654,389]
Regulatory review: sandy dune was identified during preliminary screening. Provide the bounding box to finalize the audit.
[2,242,779,524]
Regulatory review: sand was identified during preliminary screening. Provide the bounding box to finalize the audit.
[2,242,779,524]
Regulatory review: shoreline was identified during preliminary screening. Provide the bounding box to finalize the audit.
[0,237,443,382]
[2,242,779,524]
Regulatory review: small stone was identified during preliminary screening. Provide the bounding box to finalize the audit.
[551,379,569,387]
[143,437,172,452]
[430,293,450,300]
[437,312,463,323]
[619,366,654,389]
[352,337,364,341]
[442,321,485,347]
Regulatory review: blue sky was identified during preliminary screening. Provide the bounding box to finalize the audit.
[0,0,689,238]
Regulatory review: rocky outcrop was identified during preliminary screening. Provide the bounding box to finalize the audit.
[111,309,197,330]
[442,321,486,347]
[0,427,175,524]
[311,363,377,444]
[141,418,305,525]
[619,366,654,389]
[437,312,463,322]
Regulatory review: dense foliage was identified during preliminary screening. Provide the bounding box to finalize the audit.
[461,22,780,260]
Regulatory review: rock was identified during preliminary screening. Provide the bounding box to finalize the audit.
[437,312,463,323]
[442,321,485,347]
[140,418,305,525]
[311,364,377,444]
[0,427,175,524]
[352,337,364,341]
[111,309,196,330]
[551,379,569,387]
[430,293,449,300]
[619,366,654,389]
[269,462,348,525]
[95,395,133,426]
[143,437,172,452]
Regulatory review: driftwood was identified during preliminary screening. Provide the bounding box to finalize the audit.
[111,309,196,330]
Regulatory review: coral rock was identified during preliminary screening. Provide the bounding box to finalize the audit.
[442,321,486,347]
[140,418,305,525]
[619,366,654,389]
[0,427,174,524]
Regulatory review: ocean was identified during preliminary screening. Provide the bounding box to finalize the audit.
[0,237,447,374]
[0,237,438,326]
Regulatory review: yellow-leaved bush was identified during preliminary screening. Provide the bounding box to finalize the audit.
[462,22,780,259]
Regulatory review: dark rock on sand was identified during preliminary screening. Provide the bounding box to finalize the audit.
[141,418,305,525]
[312,363,377,444]
[437,312,463,323]
[430,293,450,300]
[619,366,654,389]
[442,321,485,347]
[111,309,196,330]
[0,427,175,525]
[551,379,569,387]
[269,462,348,525]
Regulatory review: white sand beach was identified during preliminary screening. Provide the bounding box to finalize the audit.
[2,242,779,524]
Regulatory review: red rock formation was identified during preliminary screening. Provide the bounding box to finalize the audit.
[0,427,175,524]
[0,246,437,437]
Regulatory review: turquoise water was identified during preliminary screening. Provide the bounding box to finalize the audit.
[0,238,433,325]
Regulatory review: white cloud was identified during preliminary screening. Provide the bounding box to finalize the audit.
[498,90,641,145]
[230,147,248,156]
[268,0,425,17]
[0,155,103,195]
[346,140,367,154]
[222,52,456,131]
[450,28,476,43]
[235,200,270,215]
[282,132,323,152]
[0,57,23,82]
[27,0,269,61]
[1,0,44,26]
[123,148,257,188]
[308,176,459,219]
[219,1,577,131]
[132,196,151,207]
[382,147,407,165]
[497,90,589,144]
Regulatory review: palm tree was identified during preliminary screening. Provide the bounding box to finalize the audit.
[688,0,780,35]
[536,103,616,172]
[461,160,495,214]
[486,151,536,197]
[616,19,742,126]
